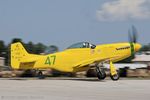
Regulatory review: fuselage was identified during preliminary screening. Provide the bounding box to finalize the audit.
[29,42,141,72]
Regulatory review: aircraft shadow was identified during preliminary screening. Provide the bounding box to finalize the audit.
[45,77,107,82]
[1,77,107,82]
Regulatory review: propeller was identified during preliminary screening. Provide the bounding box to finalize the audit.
[128,25,138,43]
[128,25,139,59]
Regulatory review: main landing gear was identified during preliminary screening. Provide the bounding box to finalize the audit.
[96,61,119,81]
[96,64,106,80]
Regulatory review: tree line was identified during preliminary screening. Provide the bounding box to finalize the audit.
[0,38,59,66]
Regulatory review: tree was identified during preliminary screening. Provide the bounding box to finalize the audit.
[25,41,36,54]
[34,43,47,54]
[0,40,9,65]
[11,38,23,43]
[0,40,6,57]
[45,45,59,54]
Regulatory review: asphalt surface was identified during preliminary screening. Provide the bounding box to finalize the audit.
[0,78,150,100]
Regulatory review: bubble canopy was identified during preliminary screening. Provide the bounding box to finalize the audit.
[67,42,96,49]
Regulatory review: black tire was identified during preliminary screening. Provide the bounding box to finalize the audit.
[96,68,106,80]
[110,73,119,81]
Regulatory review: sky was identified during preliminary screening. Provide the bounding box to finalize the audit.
[0,0,150,50]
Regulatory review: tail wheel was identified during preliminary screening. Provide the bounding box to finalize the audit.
[38,71,45,79]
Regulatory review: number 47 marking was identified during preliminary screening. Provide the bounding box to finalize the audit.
[45,55,56,65]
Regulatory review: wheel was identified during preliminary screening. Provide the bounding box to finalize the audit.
[96,68,106,80]
[110,73,119,81]
[38,71,45,79]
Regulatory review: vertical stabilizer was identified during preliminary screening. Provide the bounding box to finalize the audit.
[11,42,29,69]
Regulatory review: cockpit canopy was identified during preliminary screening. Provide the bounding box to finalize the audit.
[67,42,96,49]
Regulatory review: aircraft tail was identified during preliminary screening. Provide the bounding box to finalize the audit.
[11,42,30,69]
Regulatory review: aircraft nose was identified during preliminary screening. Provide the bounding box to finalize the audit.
[134,43,142,52]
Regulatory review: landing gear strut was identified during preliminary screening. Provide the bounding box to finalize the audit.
[110,61,119,81]
[96,64,106,80]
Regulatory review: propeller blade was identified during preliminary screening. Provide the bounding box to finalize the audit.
[128,25,139,59]
[131,25,138,43]
[128,29,133,43]
[128,25,138,43]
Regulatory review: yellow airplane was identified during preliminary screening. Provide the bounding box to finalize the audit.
[10,26,141,81]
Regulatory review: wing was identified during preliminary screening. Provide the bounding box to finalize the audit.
[73,56,121,70]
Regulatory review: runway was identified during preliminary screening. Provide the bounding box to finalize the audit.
[0,78,150,100]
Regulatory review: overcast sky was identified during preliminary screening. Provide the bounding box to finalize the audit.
[0,0,150,50]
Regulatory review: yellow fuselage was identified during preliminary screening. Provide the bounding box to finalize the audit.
[11,42,141,72]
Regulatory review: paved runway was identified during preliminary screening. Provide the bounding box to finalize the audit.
[0,78,150,100]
